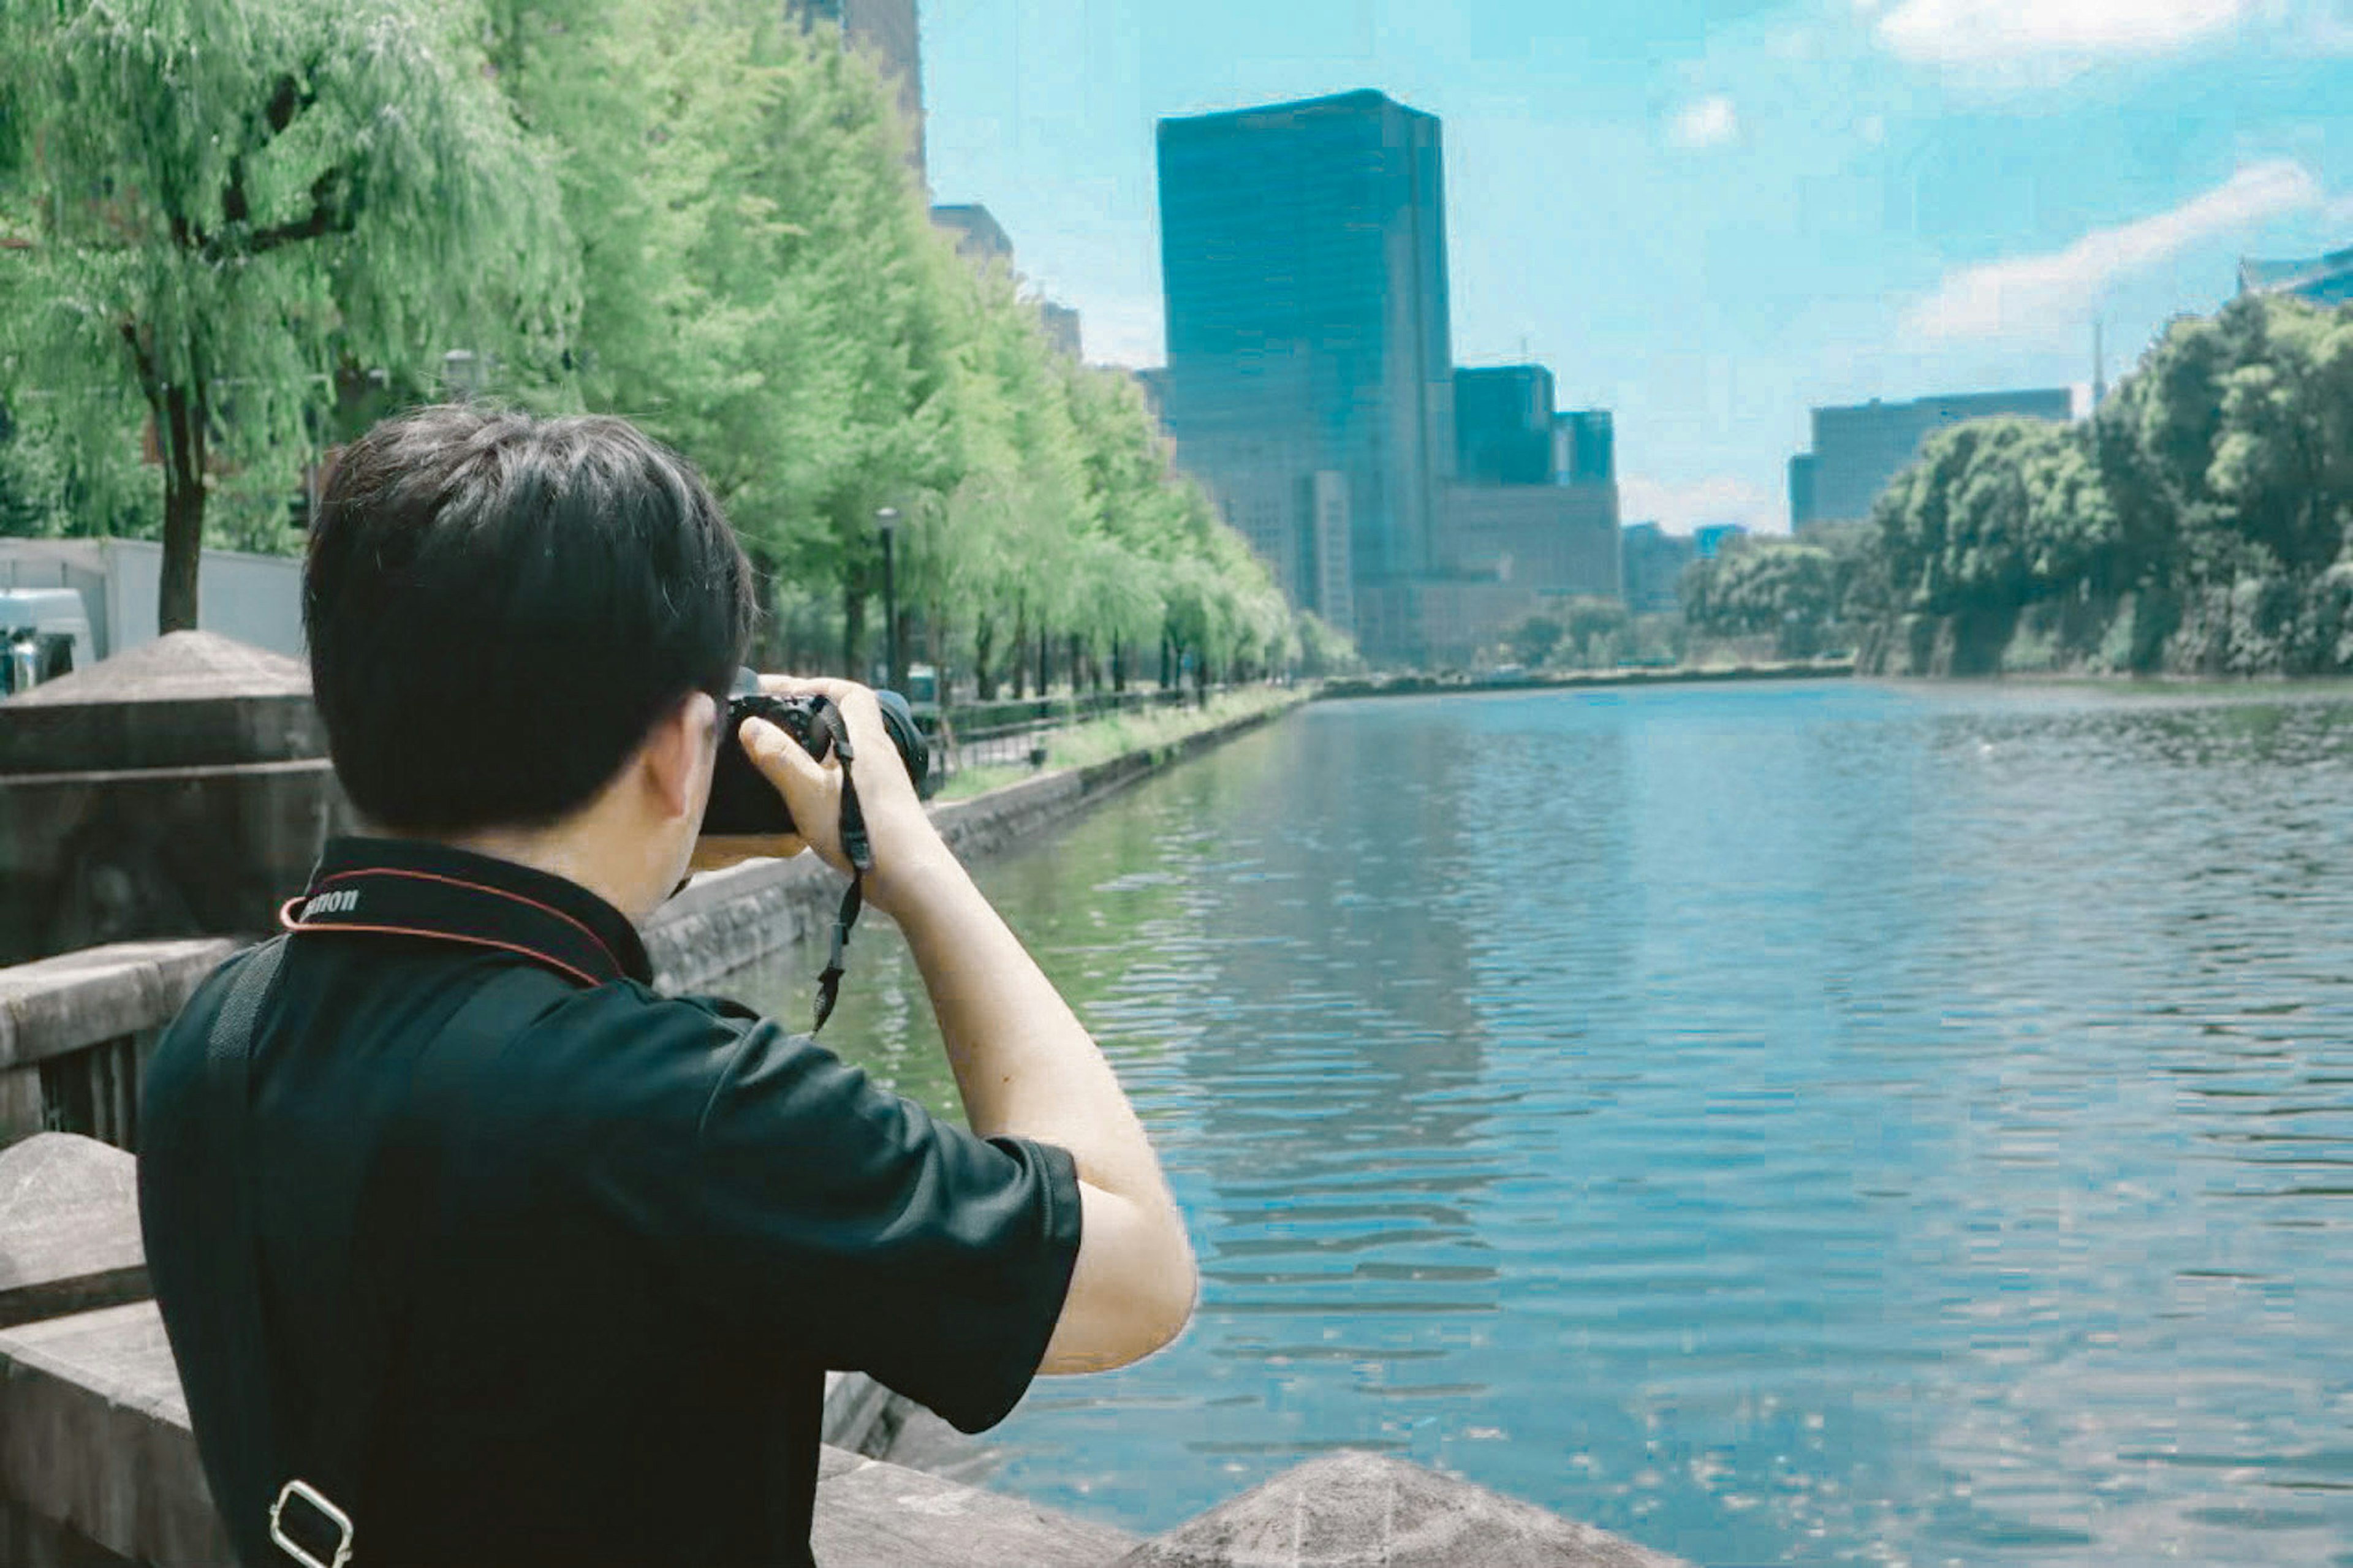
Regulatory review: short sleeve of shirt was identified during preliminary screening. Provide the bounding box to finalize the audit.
[618,994,1085,1434]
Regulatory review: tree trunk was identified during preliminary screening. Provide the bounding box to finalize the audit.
[975,615,998,701]
[1010,605,1028,699]
[1037,627,1051,699]
[1112,640,1127,692]
[157,377,209,633]
[1069,634,1085,695]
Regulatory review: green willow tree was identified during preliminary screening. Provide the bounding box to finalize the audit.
[0,0,571,629]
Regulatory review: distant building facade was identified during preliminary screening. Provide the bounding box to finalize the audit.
[2240,246,2353,308]
[930,203,1012,268]
[1454,366,1555,486]
[1132,368,1170,426]
[1790,388,2074,529]
[1039,301,1083,360]
[1620,521,1695,615]
[1425,361,1622,664]
[1787,453,1816,534]
[1439,483,1619,593]
[1554,409,1613,485]
[791,0,925,179]
[1694,523,1748,559]
[1157,89,1455,662]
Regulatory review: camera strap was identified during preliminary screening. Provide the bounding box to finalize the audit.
[201,939,555,1567]
[809,697,871,1035]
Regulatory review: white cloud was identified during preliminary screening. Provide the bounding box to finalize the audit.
[1669,94,1740,151]
[1877,0,2257,64]
[1903,159,2324,342]
[1621,475,1780,536]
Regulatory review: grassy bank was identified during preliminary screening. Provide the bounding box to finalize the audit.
[934,686,1309,801]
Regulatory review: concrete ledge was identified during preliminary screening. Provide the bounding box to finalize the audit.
[0,1301,223,1567]
[0,941,237,1074]
[0,1136,148,1330]
[1115,1453,1686,1568]
[812,1445,1136,1567]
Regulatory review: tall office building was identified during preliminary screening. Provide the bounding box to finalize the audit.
[1455,366,1555,486]
[1555,410,1613,485]
[1789,388,2072,530]
[2240,246,2353,308]
[1158,90,1455,657]
[792,0,925,180]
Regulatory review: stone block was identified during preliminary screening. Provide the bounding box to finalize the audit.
[0,632,349,966]
[811,1447,1135,1568]
[0,1135,148,1329]
[1115,1453,1686,1568]
[0,1300,228,1567]
[0,939,238,1072]
[822,1368,912,1459]
[0,1067,42,1146]
[0,631,316,775]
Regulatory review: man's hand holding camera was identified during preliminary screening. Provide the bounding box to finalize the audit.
[696,675,961,921]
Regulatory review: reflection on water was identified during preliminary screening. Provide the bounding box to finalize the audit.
[724,681,2353,1566]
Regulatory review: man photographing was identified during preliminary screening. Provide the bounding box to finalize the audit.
[137,406,1197,1567]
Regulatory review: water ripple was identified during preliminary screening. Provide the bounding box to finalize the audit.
[726,681,2353,1566]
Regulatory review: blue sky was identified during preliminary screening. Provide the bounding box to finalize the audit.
[917,0,2353,534]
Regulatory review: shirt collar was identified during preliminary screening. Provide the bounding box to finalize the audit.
[283,836,653,989]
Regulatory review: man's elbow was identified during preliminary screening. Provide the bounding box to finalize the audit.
[1094,1230,1197,1369]
[1134,1233,1199,1359]
[1045,1218,1198,1374]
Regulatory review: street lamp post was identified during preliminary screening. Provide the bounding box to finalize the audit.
[876,507,900,692]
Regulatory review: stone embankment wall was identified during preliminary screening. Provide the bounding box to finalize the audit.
[1320,662,1853,703]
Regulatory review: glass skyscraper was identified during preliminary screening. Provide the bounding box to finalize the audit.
[1156,91,1455,659]
[1455,366,1555,487]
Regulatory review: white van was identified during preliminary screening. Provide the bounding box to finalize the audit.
[0,588,94,697]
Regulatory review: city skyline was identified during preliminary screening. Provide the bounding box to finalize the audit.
[915,0,2352,536]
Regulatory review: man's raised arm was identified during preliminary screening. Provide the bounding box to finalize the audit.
[743,680,1198,1373]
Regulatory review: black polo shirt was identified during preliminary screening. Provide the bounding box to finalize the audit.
[138,837,1083,1568]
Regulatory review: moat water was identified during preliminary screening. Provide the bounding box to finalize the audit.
[728,681,2353,1566]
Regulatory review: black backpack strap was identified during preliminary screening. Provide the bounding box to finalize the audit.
[200,937,295,1564]
[204,945,557,1567]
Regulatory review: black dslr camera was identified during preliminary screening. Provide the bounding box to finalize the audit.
[702,669,931,838]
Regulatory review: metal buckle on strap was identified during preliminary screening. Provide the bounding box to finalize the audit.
[270,1479,355,1568]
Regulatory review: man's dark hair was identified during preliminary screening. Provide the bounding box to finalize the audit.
[305,406,757,832]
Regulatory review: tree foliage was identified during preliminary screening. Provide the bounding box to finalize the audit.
[1846,293,2353,676]
[1,0,574,627]
[1,0,1300,686]
[1681,529,1866,661]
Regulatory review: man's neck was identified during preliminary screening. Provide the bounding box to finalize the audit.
[427,826,653,925]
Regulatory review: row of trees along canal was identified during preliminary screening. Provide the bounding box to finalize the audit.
[0,0,1358,696]
[1676,292,2353,677]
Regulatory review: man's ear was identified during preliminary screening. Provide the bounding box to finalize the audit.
[642,691,719,825]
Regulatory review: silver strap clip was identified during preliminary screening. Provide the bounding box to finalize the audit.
[270,1478,355,1568]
